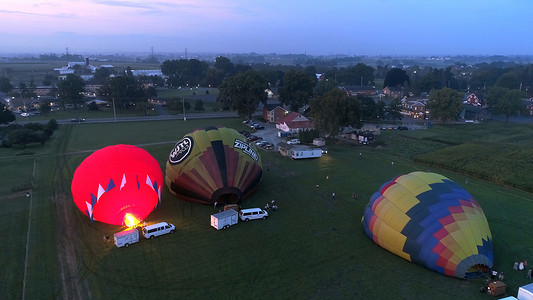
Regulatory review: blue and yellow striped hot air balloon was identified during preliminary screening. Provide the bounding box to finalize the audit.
[361,172,493,279]
[165,126,262,205]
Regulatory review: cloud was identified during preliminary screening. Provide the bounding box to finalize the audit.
[91,0,156,10]
[0,9,75,19]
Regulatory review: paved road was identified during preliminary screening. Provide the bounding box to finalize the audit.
[14,110,239,126]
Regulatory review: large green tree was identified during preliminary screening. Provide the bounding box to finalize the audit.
[214,56,234,76]
[93,67,113,83]
[39,101,51,115]
[384,68,410,88]
[217,70,268,119]
[99,75,147,112]
[0,76,13,93]
[279,69,315,111]
[57,74,85,107]
[386,98,403,121]
[314,80,338,98]
[310,88,362,137]
[161,59,209,87]
[0,103,15,124]
[336,63,375,86]
[486,86,508,108]
[495,72,520,90]
[492,88,525,123]
[426,87,463,124]
[360,96,377,121]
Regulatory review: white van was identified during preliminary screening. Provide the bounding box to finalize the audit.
[239,208,268,221]
[287,139,300,145]
[142,222,175,239]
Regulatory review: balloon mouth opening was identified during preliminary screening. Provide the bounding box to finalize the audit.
[212,187,242,205]
[117,206,145,227]
[464,264,492,279]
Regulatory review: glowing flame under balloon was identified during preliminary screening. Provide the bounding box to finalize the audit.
[124,213,140,227]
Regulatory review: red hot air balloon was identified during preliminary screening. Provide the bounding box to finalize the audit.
[71,144,163,226]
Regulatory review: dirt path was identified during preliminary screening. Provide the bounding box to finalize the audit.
[51,125,87,299]
[54,191,85,300]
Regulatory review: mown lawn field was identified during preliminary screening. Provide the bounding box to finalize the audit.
[2,119,533,299]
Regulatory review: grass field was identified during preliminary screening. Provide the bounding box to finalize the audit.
[2,119,533,299]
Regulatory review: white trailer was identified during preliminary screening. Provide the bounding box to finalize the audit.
[114,228,139,248]
[211,209,238,230]
[290,148,322,159]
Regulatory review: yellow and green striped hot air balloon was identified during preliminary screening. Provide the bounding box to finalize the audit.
[362,172,493,279]
[165,126,262,205]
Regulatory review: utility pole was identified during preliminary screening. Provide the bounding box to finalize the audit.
[182,97,186,121]
[112,98,117,123]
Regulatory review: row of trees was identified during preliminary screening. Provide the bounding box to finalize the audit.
[425,86,526,124]
[2,119,58,148]
[2,55,529,136]
[49,72,157,114]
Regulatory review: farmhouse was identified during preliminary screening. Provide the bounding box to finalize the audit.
[464,93,483,106]
[461,104,491,121]
[340,86,376,97]
[84,83,104,97]
[383,86,403,98]
[34,86,56,97]
[401,97,427,119]
[276,111,314,133]
[263,103,288,123]
[131,69,164,77]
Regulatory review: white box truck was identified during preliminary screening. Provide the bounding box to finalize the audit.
[211,209,238,230]
[518,283,533,300]
[114,228,139,248]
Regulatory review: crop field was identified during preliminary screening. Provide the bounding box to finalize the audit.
[2,119,533,299]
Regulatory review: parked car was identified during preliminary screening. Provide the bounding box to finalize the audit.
[287,139,300,145]
[71,117,85,122]
[239,130,251,137]
[253,124,264,130]
[263,143,274,150]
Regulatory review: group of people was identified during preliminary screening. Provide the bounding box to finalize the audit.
[490,269,505,281]
[265,200,278,211]
[511,259,533,280]
[513,260,528,271]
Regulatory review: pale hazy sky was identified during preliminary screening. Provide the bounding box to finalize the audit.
[1,0,532,55]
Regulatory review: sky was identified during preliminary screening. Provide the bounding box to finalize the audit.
[2,0,533,56]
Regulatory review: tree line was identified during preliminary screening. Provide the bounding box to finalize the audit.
[2,56,532,135]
